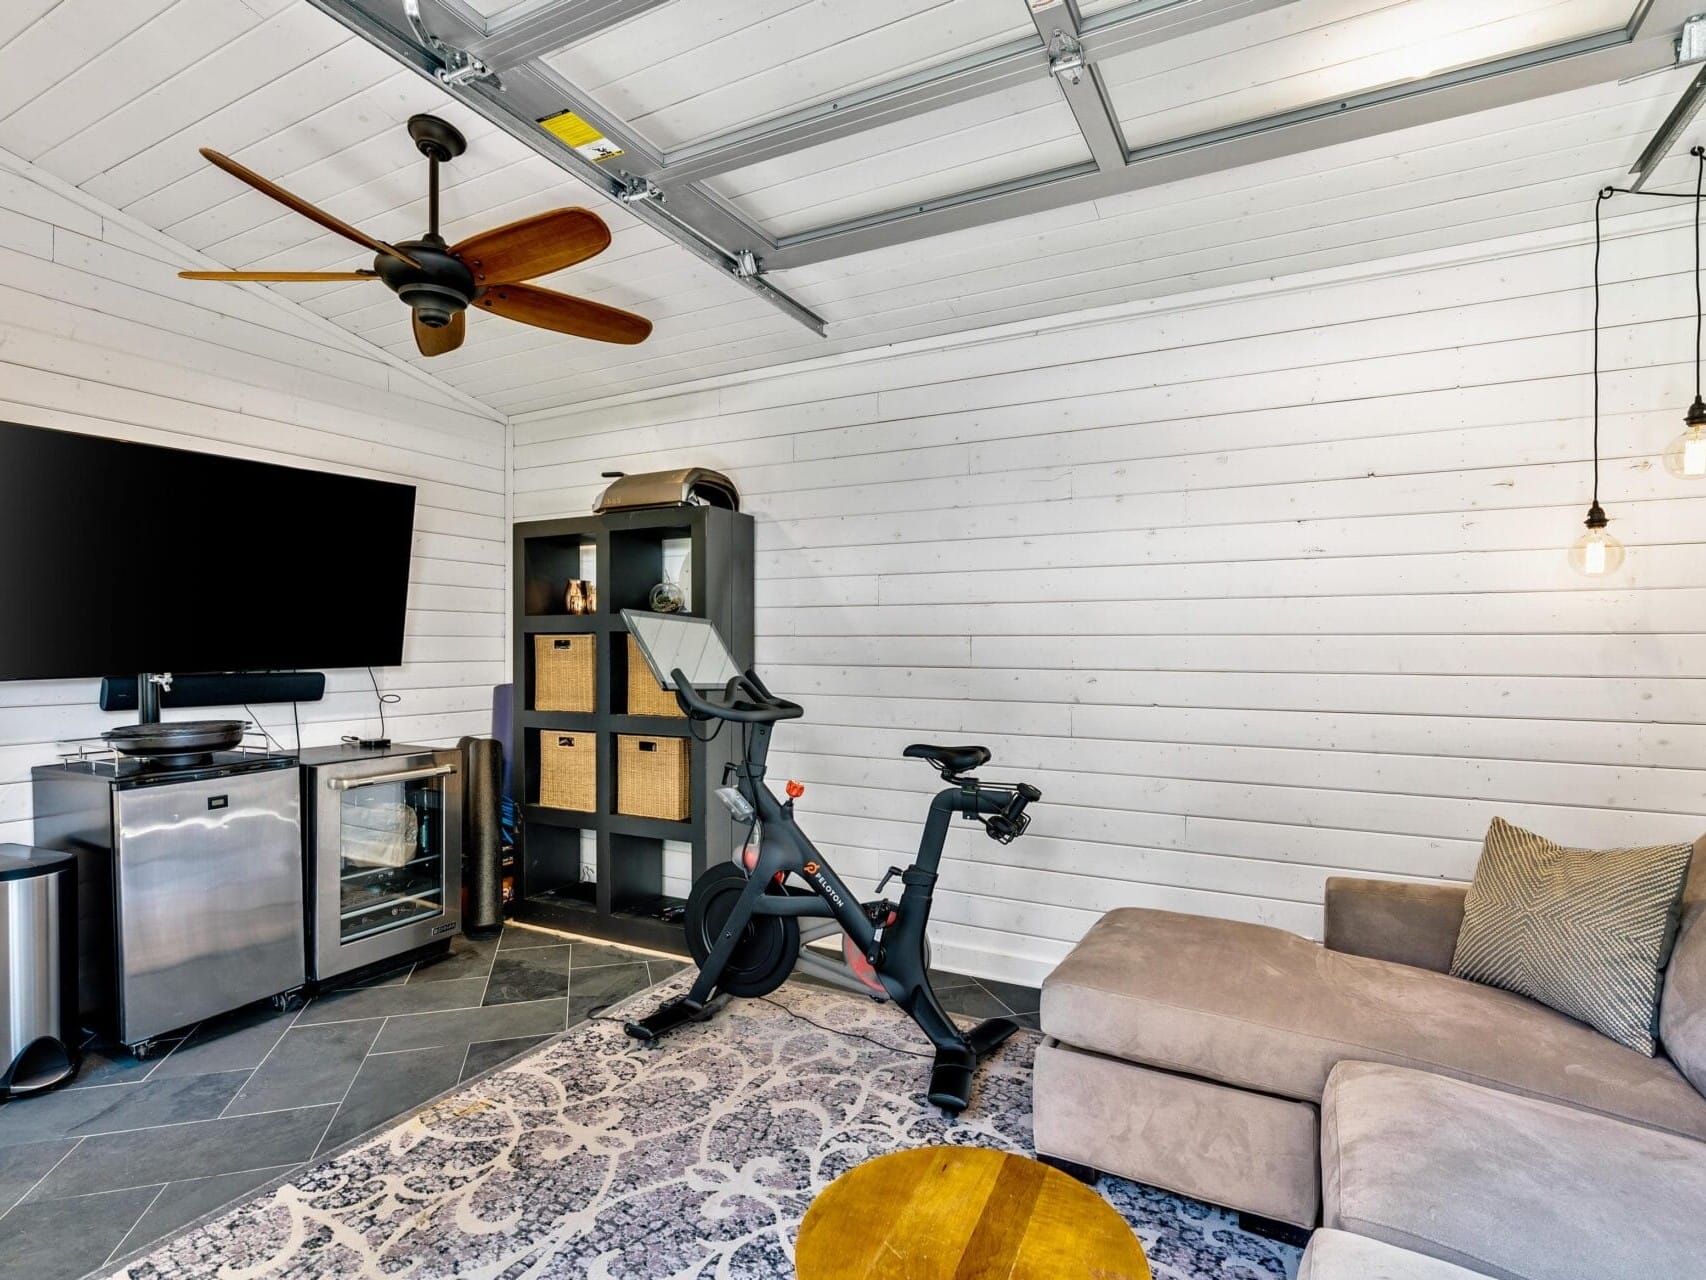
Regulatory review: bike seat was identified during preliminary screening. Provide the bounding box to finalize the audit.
[903,744,991,777]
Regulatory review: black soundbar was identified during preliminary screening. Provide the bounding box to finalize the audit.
[100,672,326,712]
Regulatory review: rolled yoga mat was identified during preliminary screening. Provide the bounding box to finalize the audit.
[461,734,505,938]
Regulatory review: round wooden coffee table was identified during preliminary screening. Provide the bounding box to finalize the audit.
[795,1146,1151,1279]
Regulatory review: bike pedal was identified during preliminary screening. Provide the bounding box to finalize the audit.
[863,898,896,927]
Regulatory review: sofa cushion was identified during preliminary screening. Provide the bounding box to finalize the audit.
[1299,1230,1491,1280]
[1324,877,1467,974]
[1041,907,1706,1141]
[1034,1039,1320,1228]
[1450,817,1693,1054]
[1321,1060,1706,1280]
[1659,836,1706,1094]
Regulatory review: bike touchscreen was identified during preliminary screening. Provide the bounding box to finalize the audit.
[623,609,742,690]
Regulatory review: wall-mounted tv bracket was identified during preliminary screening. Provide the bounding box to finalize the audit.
[136,673,173,726]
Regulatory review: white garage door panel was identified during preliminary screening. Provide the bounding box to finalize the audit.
[544,0,1035,150]
[707,80,1090,238]
[1104,0,1637,150]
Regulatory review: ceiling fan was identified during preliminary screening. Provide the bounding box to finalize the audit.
[178,114,651,357]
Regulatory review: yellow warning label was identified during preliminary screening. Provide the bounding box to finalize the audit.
[539,111,623,162]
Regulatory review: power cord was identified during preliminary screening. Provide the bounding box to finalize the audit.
[368,666,399,736]
[342,671,401,750]
[244,704,283,752]
[755,996,935,1060]
[687,710,725,744]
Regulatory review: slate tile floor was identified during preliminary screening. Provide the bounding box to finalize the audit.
[0,922,1039,1280]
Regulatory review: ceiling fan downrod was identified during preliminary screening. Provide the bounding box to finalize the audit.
[407,112,465,240]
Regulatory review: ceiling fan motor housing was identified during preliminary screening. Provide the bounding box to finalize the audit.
[377,236,476,327]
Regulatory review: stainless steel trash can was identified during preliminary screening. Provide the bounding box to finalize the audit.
[1,845,78,1098]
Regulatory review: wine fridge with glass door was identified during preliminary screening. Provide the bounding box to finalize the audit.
[299,743,462,983]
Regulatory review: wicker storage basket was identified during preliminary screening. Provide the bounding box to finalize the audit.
[534,634,595,712]
[538,731,596,811]
[616,734,690,821]
[626,634,685,718]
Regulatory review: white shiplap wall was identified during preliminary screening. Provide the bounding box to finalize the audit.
[0,150,508,847]
[513,203,1706,985]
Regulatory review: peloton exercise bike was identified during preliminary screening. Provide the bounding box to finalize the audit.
[621,610,1042,1113]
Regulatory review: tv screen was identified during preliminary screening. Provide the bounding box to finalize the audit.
[0,422,416,680]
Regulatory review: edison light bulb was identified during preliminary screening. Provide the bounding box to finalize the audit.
[1568,504,1625,577]
[1665,422,1706,478]
[1666,397,1706,478]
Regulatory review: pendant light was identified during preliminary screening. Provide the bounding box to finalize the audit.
[1572,187,1626,577]
[1666,146,1706,478]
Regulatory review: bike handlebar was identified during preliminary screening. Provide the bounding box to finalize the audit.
[984,781,1041,844]
[670,669,805,724]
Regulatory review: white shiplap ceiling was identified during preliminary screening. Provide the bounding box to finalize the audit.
[0,0,1696,414]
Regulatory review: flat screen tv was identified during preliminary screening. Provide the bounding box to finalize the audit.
[0,421,416,680]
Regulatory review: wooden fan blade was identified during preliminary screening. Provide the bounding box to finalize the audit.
[451,208,611,285]
[474,283,651,345]
[413,310,465,357]
[179,270,378,282]
[198,148,421,268]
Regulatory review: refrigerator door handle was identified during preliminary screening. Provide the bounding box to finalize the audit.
[325,764,456,791]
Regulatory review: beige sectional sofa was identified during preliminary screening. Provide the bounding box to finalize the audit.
[1033,846,1706,1279]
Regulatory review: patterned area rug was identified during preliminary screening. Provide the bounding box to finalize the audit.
[103,974,1301,1279]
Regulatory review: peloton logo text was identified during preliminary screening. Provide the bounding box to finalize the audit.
[804,862,844,908]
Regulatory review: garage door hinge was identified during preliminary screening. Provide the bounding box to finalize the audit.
[615,174,663,204]
[404,0,501,89]
[1047,29,1085,86]
[1681,14,1706,66]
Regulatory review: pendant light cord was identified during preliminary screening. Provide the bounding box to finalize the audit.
[1603,153,1706,410]
[1696,147,1703,401]
[1582,161,1706,540]
[1594,187,1608,509]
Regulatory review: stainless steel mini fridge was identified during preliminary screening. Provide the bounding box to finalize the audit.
[32,753,305,1056]
[299,743,462,982]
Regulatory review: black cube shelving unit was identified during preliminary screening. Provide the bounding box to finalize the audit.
[511,504,754,952]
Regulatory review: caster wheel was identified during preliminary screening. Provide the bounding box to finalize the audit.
[130,1040,159,1060]
[271,988,304,1013]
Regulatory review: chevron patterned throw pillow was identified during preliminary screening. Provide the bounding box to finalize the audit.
[1450,818,1694,1055]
